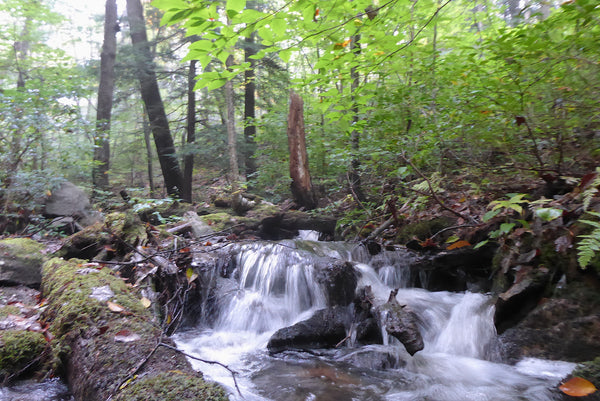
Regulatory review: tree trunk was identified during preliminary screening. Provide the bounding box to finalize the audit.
[181,59,196,203]
[225,54,240,188]
[126,0,184,198]
[92,0,118,192]
[143,108,155,197]
[243,33,257,181]
[287,91,317,209]
[349,34,366,202]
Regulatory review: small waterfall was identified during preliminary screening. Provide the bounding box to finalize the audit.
[175,238,575,401]
[215,242,327,332]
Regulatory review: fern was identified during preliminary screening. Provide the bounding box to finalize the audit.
[577,211,600,269]
[582,168,600,211]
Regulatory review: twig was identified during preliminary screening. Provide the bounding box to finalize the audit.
[400,153,476,224]
[430,224,478,239]
[110,333,163,399]
[158,342,244,398]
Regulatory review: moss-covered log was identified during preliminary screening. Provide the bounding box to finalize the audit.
[41,257,227,401]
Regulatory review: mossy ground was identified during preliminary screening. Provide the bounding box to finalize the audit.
[115,371,228,401]
[0,330,47,380]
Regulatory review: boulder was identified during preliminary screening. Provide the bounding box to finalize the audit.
[500,297,600,363]
[44,181,103,228]
[0,238,46,287]
[374,290,424,356]
[314,260,358,306]
[267,306,350,353]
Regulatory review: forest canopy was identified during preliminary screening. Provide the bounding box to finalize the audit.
[0,0,598,225]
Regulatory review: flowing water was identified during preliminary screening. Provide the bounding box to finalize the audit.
[174,236,575,401]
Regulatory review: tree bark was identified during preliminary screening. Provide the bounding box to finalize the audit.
[126,0,184,198]
[287,91,317,209]
[349,34,366,202]
[92,0,118,192]
[243,33,257,181]
[142,108,155,197]
[225,54,240,188]
[181,59,196,203]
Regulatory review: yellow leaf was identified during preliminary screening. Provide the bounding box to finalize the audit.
[107,301,126,313]
[140,297,151,308]
[374,51,385,56]
[46,190,52,197]
[559,377,597,397]
[186,268,198,284]
[446,240,471,250]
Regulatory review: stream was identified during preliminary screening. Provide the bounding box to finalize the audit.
[174,233,575,401]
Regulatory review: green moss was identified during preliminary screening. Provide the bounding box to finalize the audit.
[105,212,147,245]
[573,357,600,388]
[0,330,46,379]
[395,217,454,244]
[41,258,150,339]
[0,237,46,266]
[0,305,21,318]
[116,371,228,401]
[200,212,239,232]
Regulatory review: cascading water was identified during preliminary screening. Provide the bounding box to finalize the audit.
[174,237,575,401]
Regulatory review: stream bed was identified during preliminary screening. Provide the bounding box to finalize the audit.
[174,237,575,401]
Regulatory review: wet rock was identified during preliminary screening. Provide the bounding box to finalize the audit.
[412,245,497,292]
[374,290,424,356]
[336,345,407,370]
[500,298,600,363]
[0,238,46,287]
[260,211,336,240]
[494,265,553,334]
[314,260,358,306]
[267,306,350,353]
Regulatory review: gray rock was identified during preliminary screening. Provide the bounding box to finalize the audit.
[44,182,103,228]
[0,238,46,287]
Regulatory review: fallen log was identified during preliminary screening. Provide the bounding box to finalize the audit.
[41,257,228,401]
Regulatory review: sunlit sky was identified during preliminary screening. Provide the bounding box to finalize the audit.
[52,0,128,60]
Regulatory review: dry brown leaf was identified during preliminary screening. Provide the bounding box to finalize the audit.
[559,377,597,397]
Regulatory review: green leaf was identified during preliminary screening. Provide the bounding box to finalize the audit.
[474,240,490,249]
[483,209,500,222]
[279,48,292,63]
[270,18,286,38]
[226,0,246,13]
[500,222,515,234]
[535,207,563,222]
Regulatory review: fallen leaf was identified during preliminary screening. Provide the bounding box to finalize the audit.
[107,301,126,313]
[114,329,141,343]
[446,240,471,250]
[559,377,597,397]
[186,268,198,284]
[140,297,152,308]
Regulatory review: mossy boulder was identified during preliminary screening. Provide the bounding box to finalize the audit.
[395,216,455,244]
[0,238,47,287]
[115,371,228,401]
[573,357,600,389]
[0,330,47,381]
[41,257,228,401]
